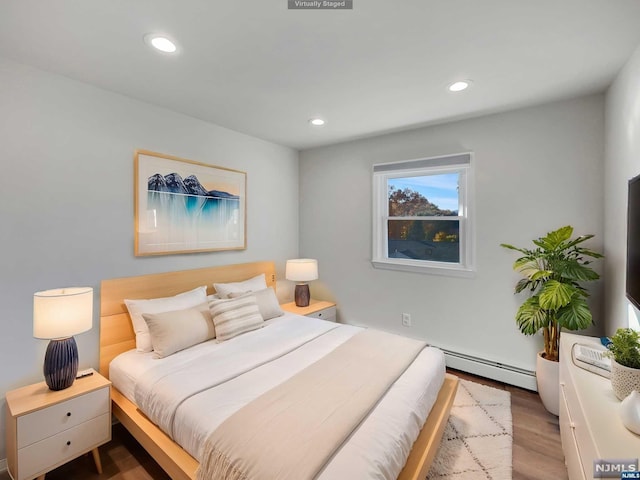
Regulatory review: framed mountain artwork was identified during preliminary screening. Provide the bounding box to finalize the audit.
[134,150,246,256]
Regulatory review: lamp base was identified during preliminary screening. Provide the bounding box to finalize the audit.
[44,337,79,391]
[294,284,310,307]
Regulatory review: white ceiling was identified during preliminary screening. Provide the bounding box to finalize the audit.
[1,0,640,150]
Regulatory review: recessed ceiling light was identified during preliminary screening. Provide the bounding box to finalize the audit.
[309,118,326,126]
[144,34,178,54]
[448,80,471,92]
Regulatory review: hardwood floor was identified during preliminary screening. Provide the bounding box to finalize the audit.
[0,369,567,480]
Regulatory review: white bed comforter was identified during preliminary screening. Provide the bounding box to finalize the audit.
[110,314,446,480]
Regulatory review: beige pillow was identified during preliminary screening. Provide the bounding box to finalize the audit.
[142,303,215,358]
[213,274,267,299]
[228,287,284,320]
[125,286,208,352]
[210,295,264,341]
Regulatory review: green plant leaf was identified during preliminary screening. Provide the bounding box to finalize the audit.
[514,259,543,279]
[513,256,535,268]
[548,225,574,246]
[554,260,600,282]
[514,278,531,293]
[530,270,552,281]
[533,226,574,251]
[556,296,592,330]
[515,296,549,335]
[554,234,594,253]
[539,280,576,310]
[575,248,604,259]
[500,243,531,255]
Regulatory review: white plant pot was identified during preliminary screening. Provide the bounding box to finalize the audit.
[536,352,559,416]
[611,359,640,401]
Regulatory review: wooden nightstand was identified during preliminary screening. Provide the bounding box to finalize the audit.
[6,369,111,480]
[281,299,337,322]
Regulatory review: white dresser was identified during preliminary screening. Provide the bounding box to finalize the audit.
[560,333,640,480]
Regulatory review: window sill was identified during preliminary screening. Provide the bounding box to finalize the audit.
[371,259,476,278]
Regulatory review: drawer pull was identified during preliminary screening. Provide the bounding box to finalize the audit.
[66,412,71,417]
[66,441,71,446]
[570,422,576,429]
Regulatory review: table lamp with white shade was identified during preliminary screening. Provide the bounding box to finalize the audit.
[286,259,318,307]
[33,287,93,391]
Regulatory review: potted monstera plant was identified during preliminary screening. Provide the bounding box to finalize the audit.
[501,226,603,415]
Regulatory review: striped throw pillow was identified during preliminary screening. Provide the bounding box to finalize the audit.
[209,295,264,341]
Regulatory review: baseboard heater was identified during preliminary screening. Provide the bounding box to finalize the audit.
[440,347,537,391]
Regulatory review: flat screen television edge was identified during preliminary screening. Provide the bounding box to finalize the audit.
[625,173,640,314]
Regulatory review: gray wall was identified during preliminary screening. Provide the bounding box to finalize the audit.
[0,58,299,461]
[300,95,605,375]
[604,43,640,333]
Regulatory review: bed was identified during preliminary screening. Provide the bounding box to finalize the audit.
[99,261,458,480]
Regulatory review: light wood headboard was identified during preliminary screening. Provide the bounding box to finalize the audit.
[99,261,276,378]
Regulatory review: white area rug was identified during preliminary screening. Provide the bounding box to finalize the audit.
[427,379,513,480]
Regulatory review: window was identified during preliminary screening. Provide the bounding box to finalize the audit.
[372,153,474,276]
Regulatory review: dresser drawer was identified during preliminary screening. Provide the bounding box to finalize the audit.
[560,380,597,478]
[17,386,109,448]
[307,306,336,322]
[17,412,110,480]
[560,384,587,480]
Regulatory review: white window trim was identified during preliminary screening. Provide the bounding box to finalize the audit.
[372,152,475,277]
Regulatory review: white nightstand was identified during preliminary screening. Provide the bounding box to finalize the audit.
[281,299,337,322]
[6,369,111,480]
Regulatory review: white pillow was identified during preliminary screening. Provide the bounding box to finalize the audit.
[142,303,215,358]
[228,287,284,321]
[213,274,267,299]
[124,286,208,352]
[210,295,264,341]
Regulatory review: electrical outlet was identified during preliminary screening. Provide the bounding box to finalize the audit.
[402,313,412,327]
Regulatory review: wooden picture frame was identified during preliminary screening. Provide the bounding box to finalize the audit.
[134,150,246,256]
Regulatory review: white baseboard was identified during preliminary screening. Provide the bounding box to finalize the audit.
[442,348,538,391]
[0,458,7,473]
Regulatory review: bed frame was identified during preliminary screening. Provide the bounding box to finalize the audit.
[99,261,458,480]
